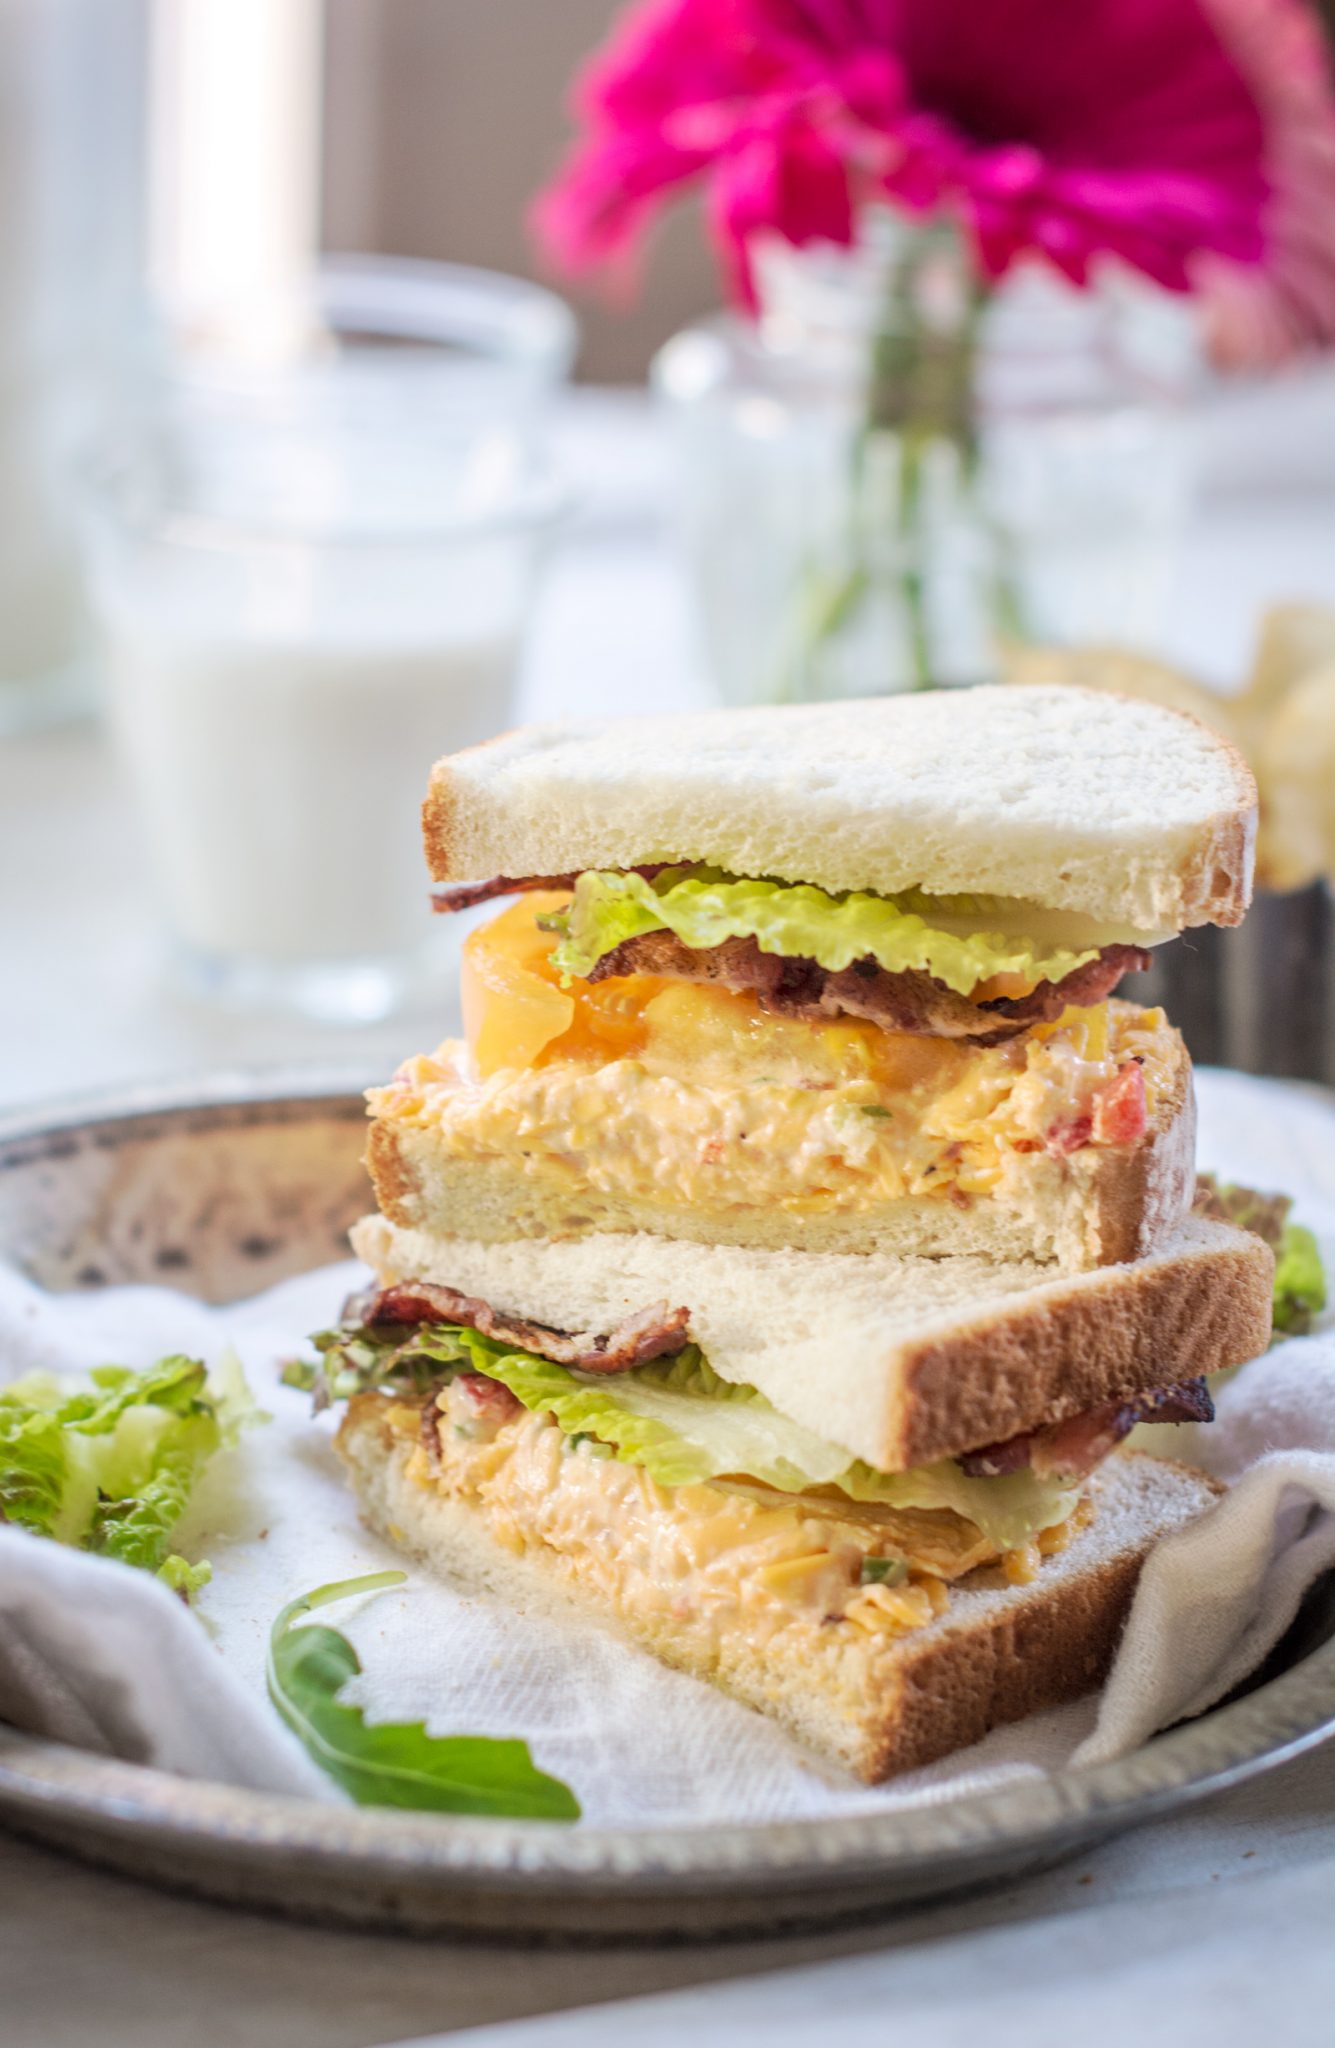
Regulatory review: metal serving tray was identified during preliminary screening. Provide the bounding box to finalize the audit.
[1,1074,1332,1940]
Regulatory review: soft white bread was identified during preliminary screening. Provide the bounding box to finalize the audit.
[350,1210,1274,1474]
[336,1408,1222,1784]
[366,1025,1196,1271]
[423,686,1256,931]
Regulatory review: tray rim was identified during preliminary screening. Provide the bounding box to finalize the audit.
[2,1067,1334,1907]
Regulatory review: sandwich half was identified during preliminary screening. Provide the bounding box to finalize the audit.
[372,687,1256,1269]
[321,1214,1271,1782]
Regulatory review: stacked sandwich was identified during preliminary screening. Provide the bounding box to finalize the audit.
[324,687,1274,1780]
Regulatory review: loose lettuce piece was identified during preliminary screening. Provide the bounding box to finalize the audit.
[268,1572,580,1818]
[548,865,1101,997]
[1195,1174,1328,1336]
[1274,1225,1326,1335]
[305,1320,1076,1555]
[0,1350,260,1594]
[0,1399,67,1536]
[158,1553,214,1598]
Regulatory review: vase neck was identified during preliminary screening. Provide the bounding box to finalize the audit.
[753,216,978,362]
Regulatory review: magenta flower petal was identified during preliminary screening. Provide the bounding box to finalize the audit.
[1193,0,1335,362]
[533,0,1335,346]
[710,122,857,304]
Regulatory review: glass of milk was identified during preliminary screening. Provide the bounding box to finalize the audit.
[87,258,575,1022]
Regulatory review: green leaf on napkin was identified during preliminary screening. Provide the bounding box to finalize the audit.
[0,1349,261,1594]
[1273,1224,1327,1335]
[1195,1174,1328,1336]
[266,1572,581,1820]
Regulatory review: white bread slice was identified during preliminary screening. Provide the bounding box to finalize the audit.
[366,1023,1196,1270]
[423,686,1256,930]
[336,1406,1222,1784]
[350,1211,1274,1474]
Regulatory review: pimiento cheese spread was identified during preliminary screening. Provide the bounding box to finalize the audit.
[369,892,1172,1220]
[380,1389,1087,1655]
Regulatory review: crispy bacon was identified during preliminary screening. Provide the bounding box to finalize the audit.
[430,875,580,913]
[430,864,673,915]
[428,871,1150,1045]
[958,1378,1215,1482]
[357,1281,691,1374]
[586,931,1151,1044]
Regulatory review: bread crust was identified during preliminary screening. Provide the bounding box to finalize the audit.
[336,1406,1221,1783]
[420,689,1257,930]
[349,1208,1274,1474]
[890,1221,1273,1469]
[365,1023,1196,1273]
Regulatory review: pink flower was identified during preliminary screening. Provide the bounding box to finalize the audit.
[1194,0,1335,364]
[534,0,1332,334]
[533,0,909,304]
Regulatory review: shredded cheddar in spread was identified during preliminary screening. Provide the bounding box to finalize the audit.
[368,895,1173,1224]
[381,1389,1085,1655]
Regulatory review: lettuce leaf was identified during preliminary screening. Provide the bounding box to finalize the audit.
[547,866,1101,998]
[1194,1175,1328,1336]
[0,1400,67,1536]
[0,1349,261,1594]
[1274,1224,1326,1335]
[300,1320,1076,1555]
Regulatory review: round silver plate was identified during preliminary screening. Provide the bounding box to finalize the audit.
[1,1073,1333,1940]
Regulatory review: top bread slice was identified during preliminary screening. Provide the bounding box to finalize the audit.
[423,685,1257,931]
[350,1210,1274,1476]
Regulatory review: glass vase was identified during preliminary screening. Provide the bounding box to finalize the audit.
[653,218,1197,706]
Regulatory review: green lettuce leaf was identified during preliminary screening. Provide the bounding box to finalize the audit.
[0,1399,67,1537]
[268,1572,580,1818]
[1194,1175,1328,1336]
[547,865,1102,998]
[0,1349,261,1594]
[1274,1224,1327,1335]
[302,1320,1076,1555]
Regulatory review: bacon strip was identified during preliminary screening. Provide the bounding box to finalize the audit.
[355,1281,691,1374]
[430,875,579,913]
[430,864,674,915]
[429,873,1149,1042]
[587,931,1151,1044]
[958,1378,1215,1482]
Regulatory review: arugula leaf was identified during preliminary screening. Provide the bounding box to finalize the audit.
[267,1573,581,1820]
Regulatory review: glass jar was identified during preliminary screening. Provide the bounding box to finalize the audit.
[653,222,1198,706]
[86,257,575,1023]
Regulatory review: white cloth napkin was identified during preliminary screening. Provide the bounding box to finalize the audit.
[1,1066,1333,1823]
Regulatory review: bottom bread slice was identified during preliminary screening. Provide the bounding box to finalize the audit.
[336,1400,1221,1783]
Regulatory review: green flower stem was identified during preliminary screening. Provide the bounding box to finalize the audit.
[775,224,1027,699]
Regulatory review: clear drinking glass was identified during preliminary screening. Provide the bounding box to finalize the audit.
[86,257,575,1022]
